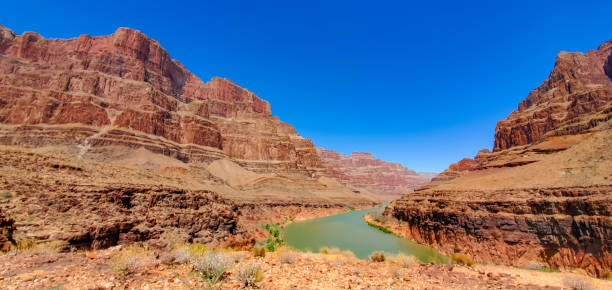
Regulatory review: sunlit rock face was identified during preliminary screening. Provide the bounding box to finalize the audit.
[494,39,612,151]
[0,25,323,175]
[387,38,612,278]
[317,148,429,198]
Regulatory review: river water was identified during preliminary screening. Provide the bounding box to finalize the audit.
[284,208,448,263]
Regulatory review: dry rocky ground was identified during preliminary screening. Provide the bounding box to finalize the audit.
[2,244,610,289]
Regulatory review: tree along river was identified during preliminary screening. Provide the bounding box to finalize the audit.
[284,208,448,263]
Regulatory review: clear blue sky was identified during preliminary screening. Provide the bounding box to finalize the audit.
[3,1,611,172]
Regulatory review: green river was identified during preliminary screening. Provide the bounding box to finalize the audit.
[284,208,448,263]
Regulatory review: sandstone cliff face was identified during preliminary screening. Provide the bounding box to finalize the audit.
[317,148,429,199]
[494,40,612,151]
[0,25,321,175]
[387,39,612,277]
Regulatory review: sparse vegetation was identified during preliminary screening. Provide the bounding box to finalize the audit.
[366,221,394,234]
[236,263,264,288]
[259,223,284,252]
[451,253,474,266]
[370,251,386,262]
[319,247,329,254]
[169,245,193,264]
[523,260,547,270]
[562,275,595,290]
[111,245,155,276]
[193,251,232,289]
[394,254,419,268]
[279,251,297,264]
[346,205,356,211]
[252,245,266,257]
[0,190,12,199]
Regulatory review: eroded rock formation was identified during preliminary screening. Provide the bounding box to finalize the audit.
[0,25,321,175]
[0,207,15,252]
[317,148,429,199]
[386,39,612,277]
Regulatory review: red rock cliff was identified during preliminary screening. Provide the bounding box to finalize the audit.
[0,25,321,175]
[317,148,429,198]
[494,40,612,151]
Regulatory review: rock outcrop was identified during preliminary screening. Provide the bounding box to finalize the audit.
[386,39,612,277]
[0,207,15,252]
[494,40,612,151]
[0,25,322,176]
[317,148,429,199]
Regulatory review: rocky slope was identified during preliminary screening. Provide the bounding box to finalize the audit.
[0,25,375,250]
[317,148,429,199]
[386,39,612,277]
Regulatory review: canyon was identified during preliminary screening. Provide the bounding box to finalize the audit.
[385,38,612,277]
[0,25,379,251]
[317,148,431,200]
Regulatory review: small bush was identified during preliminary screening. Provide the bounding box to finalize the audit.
[193,251,232,288]
[253,245,266,257]
[188,243,207,257]
[562,275,595,290]
[0,190,12,199]
[170,245,192,264]
[394,254,419,268]
[451,253,474,266]
[319,247,329,254]
[16,239,36,251]
[236,263,264,288]
[523,260,546,270]
[111,245,155,276]
[370,251,386,262]
[279,251,297,264]
[346,205,356,211]
[261,223,284,252]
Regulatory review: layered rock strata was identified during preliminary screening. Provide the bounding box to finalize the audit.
[386,39,612,277]
[0,25,322,175]
[317,148,429,199]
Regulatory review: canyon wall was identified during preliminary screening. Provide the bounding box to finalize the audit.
[387,39,612,277]
[317,148,429,199]
[0,25,322,176]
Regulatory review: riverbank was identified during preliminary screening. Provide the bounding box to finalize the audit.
[4,244,611,289]
[364,211,612,286]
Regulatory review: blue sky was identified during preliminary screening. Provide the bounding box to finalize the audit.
[3,1,612,172]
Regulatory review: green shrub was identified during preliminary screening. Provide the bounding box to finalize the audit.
[193,251,232,289]
[346,205,356,211]
[253,245,266,257]
[451,253,474,266]
[260,223,284,252]
[370,251,386,262]
[320,247,329,254]
[366,221,393,234]
[236,263,264,287]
